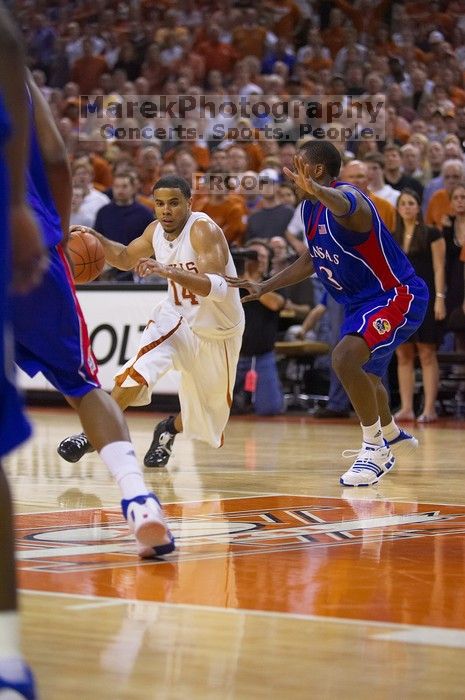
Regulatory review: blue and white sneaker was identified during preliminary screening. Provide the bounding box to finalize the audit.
[387,429,418,459]
[121,493,175,558]
[0,664,37,699]
[340,442,395,487]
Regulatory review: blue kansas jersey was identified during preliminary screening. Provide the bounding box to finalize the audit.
[26,91,62,248]
[301,182,416,306]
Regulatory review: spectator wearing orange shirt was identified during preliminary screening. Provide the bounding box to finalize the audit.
[232,9,268,60]
[71,38,109,94]
[195,25,239,77]
[426,159,465,227]
[321,7,346,59]
[263,0,302,41]
[334,0,391,43]
[342,160,396,233]
[192,168,247,246]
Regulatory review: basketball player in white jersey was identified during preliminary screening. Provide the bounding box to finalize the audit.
[58,175,245,468]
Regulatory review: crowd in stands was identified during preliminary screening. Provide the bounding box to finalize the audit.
[17,0,465,417]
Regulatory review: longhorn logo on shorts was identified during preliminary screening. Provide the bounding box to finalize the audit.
[373,318,391,335]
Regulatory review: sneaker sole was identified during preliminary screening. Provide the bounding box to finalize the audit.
[143,456,170,468]
[135,518,171,548]
[389,437,418,459]
[340,457,396,487]
[137,536,175,558]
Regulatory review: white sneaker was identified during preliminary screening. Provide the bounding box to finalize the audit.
[121,493,175,558]
[340,442,395,487]
[387,429,418,458]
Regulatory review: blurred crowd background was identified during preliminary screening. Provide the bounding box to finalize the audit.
[14,0,465,417]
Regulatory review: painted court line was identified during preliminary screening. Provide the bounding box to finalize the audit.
[374,628,465,649]
[21,588,465,646]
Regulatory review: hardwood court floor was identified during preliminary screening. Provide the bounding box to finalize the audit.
[5,408,465,699]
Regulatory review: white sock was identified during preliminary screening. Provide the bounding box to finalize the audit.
[0,612,20,659]
[99,442,149,501]
[361,418,384,447]
[382,418,401,442]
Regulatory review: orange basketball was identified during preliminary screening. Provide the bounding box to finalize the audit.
[68,230,105,283]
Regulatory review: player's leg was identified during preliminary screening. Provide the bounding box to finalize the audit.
[370,373,418,459]
[416,342,439,422]
[65,389,175,557]
[143,414,182,468]
[0,340,36,698]
[394,342,416,420]
[0,466,36,700]
[58,300,182,464]
[333,336,395,487]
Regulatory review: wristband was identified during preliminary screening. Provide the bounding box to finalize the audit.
[337,191,358,217]
[205,273,228,302]
[436,293,446,298]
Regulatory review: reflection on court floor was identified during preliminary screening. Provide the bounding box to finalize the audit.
[16,494,465,628]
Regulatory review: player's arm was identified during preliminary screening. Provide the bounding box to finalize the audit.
[0,3,47,292]
[284,154,373,232]
[226,249,314,302]
[27,72,72,241]
[72,222,155,270]
[137,218,229,298]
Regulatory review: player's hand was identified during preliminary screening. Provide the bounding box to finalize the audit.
[283,155,320,198]
[69,225,97,236]
[10,203,49,294]
[224,276,264,302]
[295,326,305,340]
[136,257,168,278]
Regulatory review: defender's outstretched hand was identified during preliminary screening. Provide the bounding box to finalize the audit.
[225,276,264,303]
[283,154,321,198]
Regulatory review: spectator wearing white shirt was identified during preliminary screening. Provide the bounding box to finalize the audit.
[71,158,110,228]
[363,152,400,207]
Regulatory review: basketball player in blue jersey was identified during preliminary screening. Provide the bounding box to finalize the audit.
[10,72,174,558]
[0,4,49,697]
[229,140,429,487]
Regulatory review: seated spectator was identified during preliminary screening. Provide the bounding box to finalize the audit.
[72,158,110,227]
[232,239,285,416]
[192,168,247,246]
[401,143,427,185]
[363,152,400,207]
[269,236,312,315]
[245,169,294,241]
[278,182,298,208]
[343,159,396,231]
[136,146,162,197]
[383,143,424,199]
[290,290,351,418]
[70,186,92,227]
[425,159,465,228]
[393,189,446,423]
[427,140,445,179]
[95,173,153,246]
[70,37,109,94]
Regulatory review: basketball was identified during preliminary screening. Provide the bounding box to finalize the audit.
[68,230,105,283]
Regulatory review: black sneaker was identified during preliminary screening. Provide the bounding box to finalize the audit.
[57,432,95,463]
[144,417,177,468]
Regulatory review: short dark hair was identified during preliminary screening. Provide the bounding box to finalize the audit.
[300,141,341,177]
[363,152,385,168]
[152,175,191,199]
